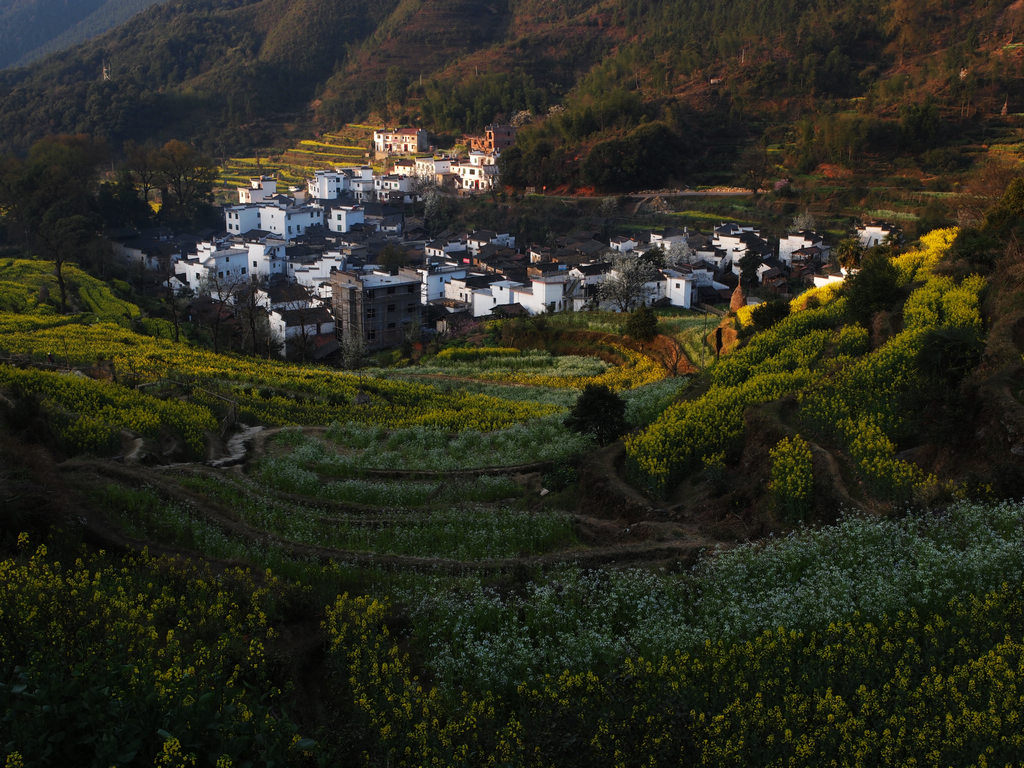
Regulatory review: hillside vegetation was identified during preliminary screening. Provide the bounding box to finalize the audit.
[2,0,1024,195]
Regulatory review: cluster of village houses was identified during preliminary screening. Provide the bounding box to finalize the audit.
[110,125,898,361]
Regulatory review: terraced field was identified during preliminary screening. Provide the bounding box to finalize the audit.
[215,125,378,191]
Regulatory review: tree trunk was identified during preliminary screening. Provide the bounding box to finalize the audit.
[54,260,67,314]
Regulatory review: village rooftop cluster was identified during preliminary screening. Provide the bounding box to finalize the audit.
[109,126,899,361]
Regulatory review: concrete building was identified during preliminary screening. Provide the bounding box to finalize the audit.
[779,231,829,268]
[331,270,422,350]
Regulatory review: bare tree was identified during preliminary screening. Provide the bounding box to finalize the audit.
[123,140,162,208]
[236,280,277,356]
[655,337,690,377]
[735,143,771,196]
[196,272,247,354]
[162,259,191,344]
[286,284,329,362]
[157,140,216,223]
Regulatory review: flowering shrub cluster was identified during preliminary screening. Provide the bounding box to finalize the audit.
[625,370,812,488]
[0,541,313,767]
[800,250,985,499]
[891,227,958,284]
[0,259,138,324]
[0,364,215,453]
[769,435,814,520]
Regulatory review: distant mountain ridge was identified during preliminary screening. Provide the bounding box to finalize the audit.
[0,0,1021,170]
[0,0,166,68]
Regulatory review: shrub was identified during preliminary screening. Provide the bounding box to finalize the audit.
[768,435,814,521]
[564,384,627,445]
[625,305,658,342]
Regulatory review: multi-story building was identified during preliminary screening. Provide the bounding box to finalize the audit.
[325,205,365,234]
[373,128,429,155]
[331,270,421,350]
[452,152,499,192]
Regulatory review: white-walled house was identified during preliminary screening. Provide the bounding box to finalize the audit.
[238,176,277,204]
[713,223,770,271]
[307,167,375,202]
[569,263,610,297]
[414,156,452,180]
[425,238,467,261]
[856,221,898,249]
[404,262,469,304]
[375,174,417,204]
[444,274,495,306]
[224,200,323,238]
[176,241,251,295]
[465,279,522,317]
[308,170,347,201]
[649,228,690,253]
[441,273,573,318]
[453,153,499,192]
[373,128,429,155]
[258,203,322,239]
[467,230,515,254]
[268,306,336,359]
[224,206,261,235]
[245,241,288,279]
[291,252,348,298]
[610,235,638,253]
[779,231,829,267]
[661,269,697,309]
[812,271,846,288]
[326,205,365,234]
[345,167,376,202]
[513,275,571,315]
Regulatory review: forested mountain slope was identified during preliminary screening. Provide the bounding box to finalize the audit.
[0,0,1023,174]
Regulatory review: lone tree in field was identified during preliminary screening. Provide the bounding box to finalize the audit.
[625,304,658,341]
[564,384,627,445]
